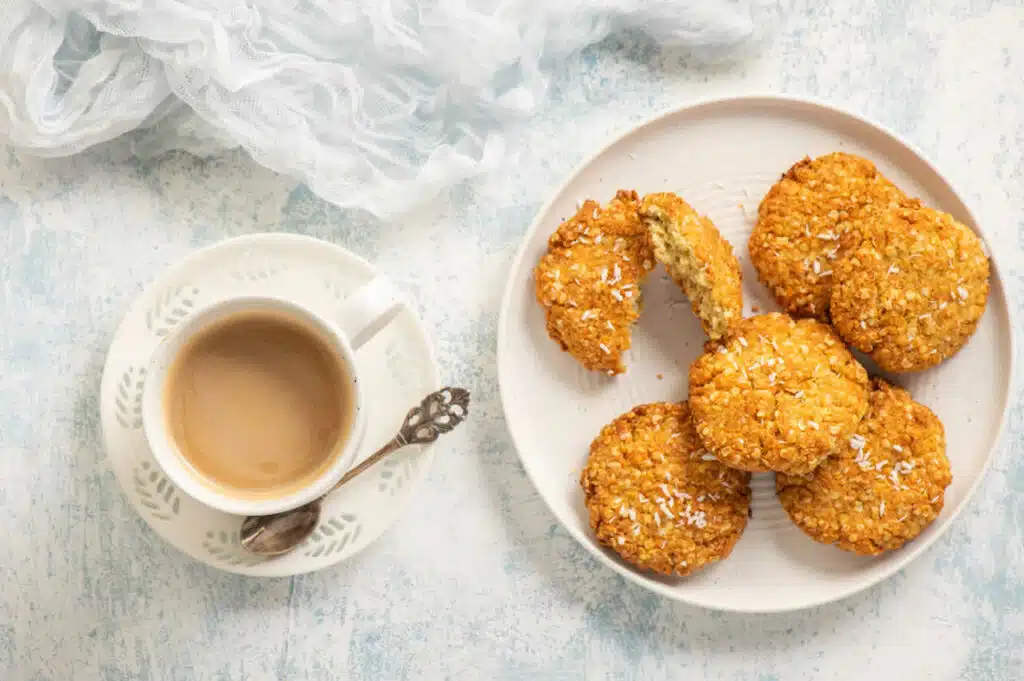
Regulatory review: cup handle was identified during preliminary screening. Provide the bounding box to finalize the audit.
[337,276,406,350]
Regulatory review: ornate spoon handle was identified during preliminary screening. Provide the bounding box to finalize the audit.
[329,387,470,491]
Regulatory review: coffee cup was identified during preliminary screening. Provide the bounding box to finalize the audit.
[141,276,405,516]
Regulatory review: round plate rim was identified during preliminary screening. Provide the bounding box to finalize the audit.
[496,92,1017,613]
[99,232,441,577]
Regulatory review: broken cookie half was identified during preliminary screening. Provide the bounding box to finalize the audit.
[640,192,743,341]
[534,190,655,374]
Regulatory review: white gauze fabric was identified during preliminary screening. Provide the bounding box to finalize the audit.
[0,0,770,216]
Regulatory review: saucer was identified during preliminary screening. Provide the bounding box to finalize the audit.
[100,234,440,576]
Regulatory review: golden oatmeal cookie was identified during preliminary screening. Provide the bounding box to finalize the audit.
[777,379,951,555]
[534,190,655,374]
[689,313,870,475]
[640,192,743,341]
[830,204,990,373]
[749,152,904,320]
[581,402,751,577]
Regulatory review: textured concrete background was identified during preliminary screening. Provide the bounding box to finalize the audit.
[1,1,1022,679]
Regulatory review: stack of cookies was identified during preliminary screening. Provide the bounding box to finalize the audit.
[534,153,989,577]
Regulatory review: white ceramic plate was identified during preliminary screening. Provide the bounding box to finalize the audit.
[100,234,440,576]
[497,95,1014,613]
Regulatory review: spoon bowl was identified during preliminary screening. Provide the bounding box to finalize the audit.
[239,502,323,556]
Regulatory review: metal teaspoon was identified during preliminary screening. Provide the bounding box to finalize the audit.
[239,387,470,557]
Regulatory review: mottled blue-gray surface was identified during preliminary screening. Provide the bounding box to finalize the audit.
[2,2,1023,679]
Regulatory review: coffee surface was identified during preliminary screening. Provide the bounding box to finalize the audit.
[165,310,352,496]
